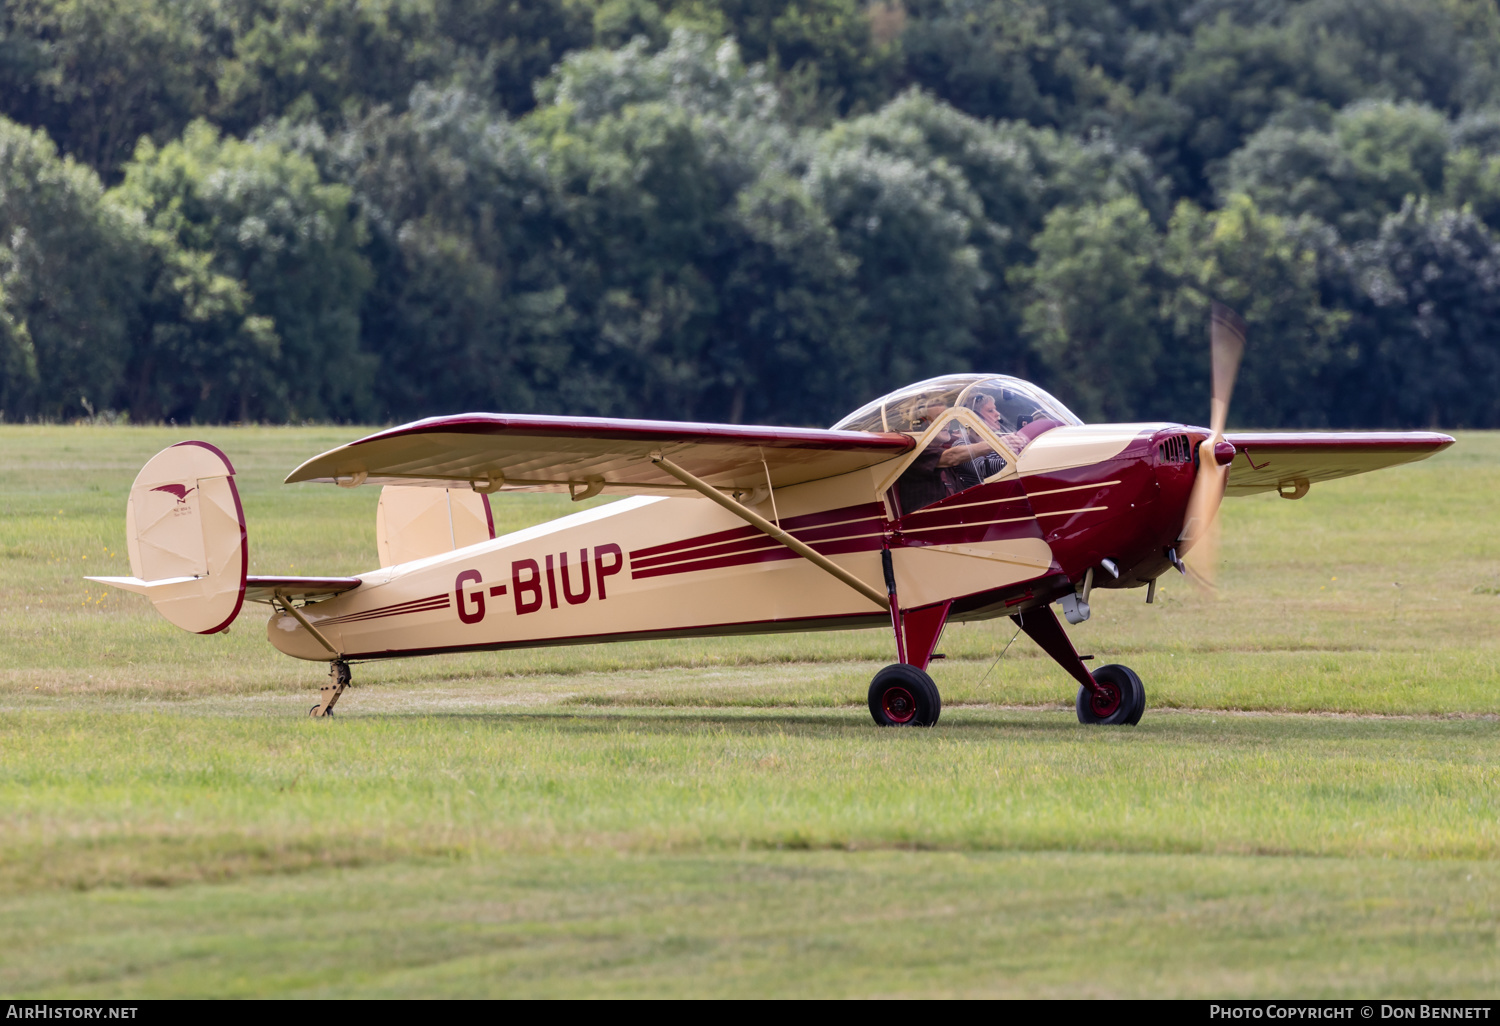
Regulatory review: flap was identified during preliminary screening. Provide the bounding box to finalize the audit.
[284,414,915,496]
[244,576,363,605]
[1224,431,1454,495]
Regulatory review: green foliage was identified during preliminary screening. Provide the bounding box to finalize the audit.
[0,117,141,420]
[1161,194,1346,425]
[1222,100,1451,238]
[900,0,1145,131]
[212,0,596,132]
[810,110,986,395]
[108,121,372,422]
[1015,197,1164,422]
[286,88,569,419]
[1160,0,1477,197]
[0,0,596,180]
[534,32,872,421]
[660,0,902,116]
[6,1,1500,427]
[1336,200,1500,428]
[0,0,221,179]
[1012,190,1347,425]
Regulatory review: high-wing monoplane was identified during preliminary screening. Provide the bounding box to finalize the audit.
[90,306,1453,724]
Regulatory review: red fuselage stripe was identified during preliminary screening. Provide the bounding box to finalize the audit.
[630,517,886,570]
[314,593,452,626]
[628,502,885,561]
[630,534,887,580]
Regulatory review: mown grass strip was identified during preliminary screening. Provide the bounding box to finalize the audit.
[2,706,1497,901]
[2,851,1497,998]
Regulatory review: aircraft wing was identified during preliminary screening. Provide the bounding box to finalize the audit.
[244,576,363,605]
[1223,431,1454,496]
[284,414,915,496]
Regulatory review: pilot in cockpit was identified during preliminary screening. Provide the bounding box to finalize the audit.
[958,393,1009,479]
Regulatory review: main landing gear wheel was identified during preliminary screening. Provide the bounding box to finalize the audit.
[868,663,942,727]
[1075,663,1145,726]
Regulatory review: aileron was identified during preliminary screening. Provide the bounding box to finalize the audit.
[1224,431,1454,495]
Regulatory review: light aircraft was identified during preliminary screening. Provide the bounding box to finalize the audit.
[90,305,1452,725]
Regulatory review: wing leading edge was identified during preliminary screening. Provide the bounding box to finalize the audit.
[1223,431,1454,496]
[285,414,916,496]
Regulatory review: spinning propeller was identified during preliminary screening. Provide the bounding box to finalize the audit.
[1178,302,1246,591]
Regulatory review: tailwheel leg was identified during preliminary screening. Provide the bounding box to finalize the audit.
[310,659,351,718]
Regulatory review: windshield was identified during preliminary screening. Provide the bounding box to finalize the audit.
[832,374,1082,452]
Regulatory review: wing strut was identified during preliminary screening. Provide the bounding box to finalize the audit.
[649,452,890,611]
[272,595,342,657]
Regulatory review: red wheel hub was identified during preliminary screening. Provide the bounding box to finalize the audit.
[882,685,917,724]
[1089,681,1122,718]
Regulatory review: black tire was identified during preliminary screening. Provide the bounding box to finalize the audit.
[869,663,942,727]
[1118,664,1146,726]
[1076,664,1145,726]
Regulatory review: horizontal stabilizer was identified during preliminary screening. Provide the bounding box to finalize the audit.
[285,413,914,497]
[87,575,200,594]
[244,576,363,605]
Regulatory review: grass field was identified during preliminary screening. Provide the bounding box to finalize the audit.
[2,425,1498,997]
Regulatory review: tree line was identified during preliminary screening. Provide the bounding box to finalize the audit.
[4,0,1500,428]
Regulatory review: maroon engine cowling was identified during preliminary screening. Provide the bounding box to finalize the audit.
[1033,426,1214,591]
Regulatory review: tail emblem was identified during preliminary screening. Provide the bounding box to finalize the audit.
[151,484,197,504]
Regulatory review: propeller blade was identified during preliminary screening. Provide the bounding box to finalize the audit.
[1181,302,1245,592]
[1179,450,1224,559]
[1182,492,1222,591]
[1209,302,1246,439]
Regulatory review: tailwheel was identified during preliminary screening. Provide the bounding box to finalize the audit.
[868,663,942,727]
[1075,663,1145,726]
[309,659,351,718]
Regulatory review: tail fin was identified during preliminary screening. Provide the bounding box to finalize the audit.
[375,485,494,567]
[87,441,247,634]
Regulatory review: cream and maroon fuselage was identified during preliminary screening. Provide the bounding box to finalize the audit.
[268,422,1203,662]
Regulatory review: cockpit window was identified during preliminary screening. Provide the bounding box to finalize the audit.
[835,375,1083,517]
[833,374,1082,453]
[951,377,1082,455]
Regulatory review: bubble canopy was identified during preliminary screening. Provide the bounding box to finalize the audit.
[831,374,1083,442]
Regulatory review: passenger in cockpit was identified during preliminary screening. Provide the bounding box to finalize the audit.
[895,403,958,513]
[894,401,1007,514]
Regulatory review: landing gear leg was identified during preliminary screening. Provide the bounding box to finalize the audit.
[310,659,350,718]
[1011,604,1146,726]
[868,549,944,727]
